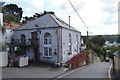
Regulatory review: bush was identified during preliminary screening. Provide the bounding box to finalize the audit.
[100,55,104,62]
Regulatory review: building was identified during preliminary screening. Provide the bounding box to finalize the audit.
[3,22,20,51]
[105,41,120,47]
[113,50,120,80]
[0,13,3,51]
[11,13,82,64]
[0,13,3,26]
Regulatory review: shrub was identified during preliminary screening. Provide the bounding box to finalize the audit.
[100,55,104,62]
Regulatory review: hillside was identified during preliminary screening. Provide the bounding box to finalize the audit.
[82,35,120,43]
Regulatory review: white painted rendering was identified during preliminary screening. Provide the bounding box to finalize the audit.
[0,13,3,26]
[4,29,13,45]
[12,13,82,64]
[0,52,8,67]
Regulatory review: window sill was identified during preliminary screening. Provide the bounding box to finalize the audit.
[43,56,52,58]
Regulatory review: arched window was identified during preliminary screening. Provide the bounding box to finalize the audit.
[69,33,72,53]
[76,35,79,53]
[44,33,52,57]
[21,34,26,44]
[44,33,52,44]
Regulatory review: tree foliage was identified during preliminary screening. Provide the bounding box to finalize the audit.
[90,35,105,46]
[4,4,23,21]
[4,14,17,23]
[83,35,106,59]
[22,11,55,24]
[0,26,6,35]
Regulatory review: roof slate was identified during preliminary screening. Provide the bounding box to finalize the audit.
[16,13,80,32]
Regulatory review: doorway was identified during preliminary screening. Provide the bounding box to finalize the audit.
[31,32,39,61]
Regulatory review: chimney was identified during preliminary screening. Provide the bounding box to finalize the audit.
[69,16,70,28]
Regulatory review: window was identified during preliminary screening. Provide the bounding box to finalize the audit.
[44,33,52,57]
[76,35,79,53]
[44,33,52,44]
[69,33,72,53]
[44,47,48,56]
[21,34,26,44]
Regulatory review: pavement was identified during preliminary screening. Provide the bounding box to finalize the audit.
[2,61,111,79]
[56,62,111,78]
[2,61,66,78]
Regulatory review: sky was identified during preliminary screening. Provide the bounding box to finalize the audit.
[1,0,119,35]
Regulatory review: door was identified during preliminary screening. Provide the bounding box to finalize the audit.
[31,32,37,45]
[31,32,39,61]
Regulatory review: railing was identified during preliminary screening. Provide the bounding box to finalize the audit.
[11,38,39,47]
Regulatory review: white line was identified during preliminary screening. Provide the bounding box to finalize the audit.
[54,64,94,80]
[108,64,112,80]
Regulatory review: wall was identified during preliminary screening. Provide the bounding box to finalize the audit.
[113,56,120,79]
[39,28,58,63]
[0,13,3,26]
[13,27,81,64]
[13,28,59,63]
[5,29,13,44]
[0,52,8,67]
[13,29,37,60]
[61,28,81,63]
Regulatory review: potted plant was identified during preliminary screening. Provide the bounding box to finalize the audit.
[54,52,57,55]
[68,52,72,55]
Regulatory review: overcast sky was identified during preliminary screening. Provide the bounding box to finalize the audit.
[2,0,119,35]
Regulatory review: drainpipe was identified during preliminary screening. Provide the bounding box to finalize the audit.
[61,27,63,64]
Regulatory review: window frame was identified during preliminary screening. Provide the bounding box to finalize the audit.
[68,33,72,53]
[43,33,52,57]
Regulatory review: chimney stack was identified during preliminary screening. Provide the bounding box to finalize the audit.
[69,16,70,28]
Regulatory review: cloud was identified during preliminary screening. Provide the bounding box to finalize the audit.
[61,0,118,35]
[103,6,117,14]
[3,0,118,35]
[25,8,31,12]
[74,1,85,11]
[29,0,44,9]
[103,16,117,25]
[100,0,118,4]
[60,0,85,14]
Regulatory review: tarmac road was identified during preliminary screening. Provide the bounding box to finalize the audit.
[59,62,111,78]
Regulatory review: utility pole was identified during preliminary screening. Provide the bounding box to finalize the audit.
[87,31,88,37]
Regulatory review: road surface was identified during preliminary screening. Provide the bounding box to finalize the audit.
[58,62,111,78]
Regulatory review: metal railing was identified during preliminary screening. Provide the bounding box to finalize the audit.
[11,38,39,47]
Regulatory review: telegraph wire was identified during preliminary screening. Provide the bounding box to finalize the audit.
[68,0,93,34]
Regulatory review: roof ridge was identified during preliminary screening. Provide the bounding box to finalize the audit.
[49,14,79,31]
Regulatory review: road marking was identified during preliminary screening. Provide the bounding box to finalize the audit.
[108,64,112,80]
[54,64,93,80]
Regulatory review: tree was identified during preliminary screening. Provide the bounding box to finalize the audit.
[90,35,105,46]
[33,13,42,18]
[4,14,17,23]
[22,11,55,24]
[117,36,120,43]
[0,26,6,35]
[22,16,29,24]
[4,4,23,21]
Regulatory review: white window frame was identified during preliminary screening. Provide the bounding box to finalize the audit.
[76,35,79,53]
[43,33,52,57]
[69,33,72,53]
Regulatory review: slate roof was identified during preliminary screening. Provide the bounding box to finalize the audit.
[16,13,80,32]
[113,50,120,58]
